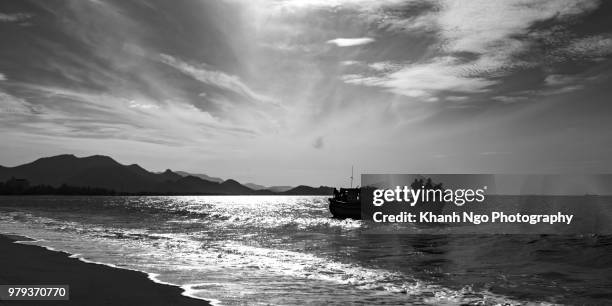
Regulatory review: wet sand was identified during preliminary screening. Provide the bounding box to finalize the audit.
[0,234,210,306]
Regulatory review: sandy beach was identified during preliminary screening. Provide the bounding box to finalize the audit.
[0,234,210,306]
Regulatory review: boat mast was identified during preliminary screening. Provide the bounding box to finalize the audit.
[350,166,354,188]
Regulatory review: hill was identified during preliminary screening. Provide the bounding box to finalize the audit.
[268,186,294,193]
[0,155,331,195]
[0,155,251,194]
[282,185,334,196]
[174,171,223,183]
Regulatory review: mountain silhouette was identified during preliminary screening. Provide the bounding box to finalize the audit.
[282,185,334,195]
[267,186,294,193]
[244,183,294,193]
[174,171,223,183]
[220,179,257,194]
[0,154,332,195]
[159,169,183,182]
[245,183,267,190]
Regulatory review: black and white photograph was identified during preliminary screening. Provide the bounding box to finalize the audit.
[1,0,612,305]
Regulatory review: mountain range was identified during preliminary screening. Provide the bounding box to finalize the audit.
[0,154,333,196]
[171,173,294,193]
[174,171,223,183]
[243,183,293,193]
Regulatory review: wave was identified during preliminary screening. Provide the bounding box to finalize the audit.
[5,229,544,305]
[0,196,579,305]
[2,232,222,306]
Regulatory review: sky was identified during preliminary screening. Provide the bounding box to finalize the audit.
[1,0,612,187]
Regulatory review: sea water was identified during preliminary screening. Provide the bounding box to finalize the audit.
[1,195,611,305]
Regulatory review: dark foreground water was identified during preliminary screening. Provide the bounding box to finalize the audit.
[1,196,611,305]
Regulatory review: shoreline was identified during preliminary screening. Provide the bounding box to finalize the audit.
[0,234,211,306]
[0,194,330,197]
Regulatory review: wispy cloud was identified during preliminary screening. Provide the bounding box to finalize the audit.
[344,57,496,98]
[445,96,468,102]
[561,34,612,59]
[493,73,589,103]
[434,0,599,54]
[0,84,259,146]
[541,72,603,95]
[0,91,41,115]
[262,0,406,13]
[127,100,160,110]
[492,95,529,104]
[0,12,32,22]
[337,0,600,100]
[327,37,375,47]
[541,85,584,95]
[2,0,612,185]
[544,74,578,86]
[159,54,273,104]
[340,60,360,66]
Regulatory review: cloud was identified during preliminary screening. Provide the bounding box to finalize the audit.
[0,91,43,115]
[368,62,403,71]
[128,100,160,110]
[0,0,285,155]
[260,42,315,53]
[2,84,259,145]
[343,57,496,98]
[0,12,32,22]
[159,54,272,103]
[561,34,612,59]
[2,0,612,186]
[337,0,600,100]
[542,85,584,95]
[545,74,578,86]
[540,73,602,95]
[495,78,586,101]
[445,96,468,102]
[340,60,360,66]
[492,96,529,104]
[263,0,406,12]
[327,37,375,47]
[434,0,599,54]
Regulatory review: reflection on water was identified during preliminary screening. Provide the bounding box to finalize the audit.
[1,196,611,305]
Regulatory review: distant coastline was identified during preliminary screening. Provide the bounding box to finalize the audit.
[0,179,331,196]
[0,154,333,196]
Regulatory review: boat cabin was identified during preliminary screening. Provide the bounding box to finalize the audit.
[333,188,360,202]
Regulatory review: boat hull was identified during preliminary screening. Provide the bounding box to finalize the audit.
[328,198,361,219]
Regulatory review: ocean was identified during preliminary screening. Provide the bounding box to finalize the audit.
[1,196,611,305]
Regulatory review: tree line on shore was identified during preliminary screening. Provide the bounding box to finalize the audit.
[0,177,118,195]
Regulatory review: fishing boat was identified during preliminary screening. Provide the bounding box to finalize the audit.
[329,169,448,220]
[329,166,361,219]
[329,188,361,219]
